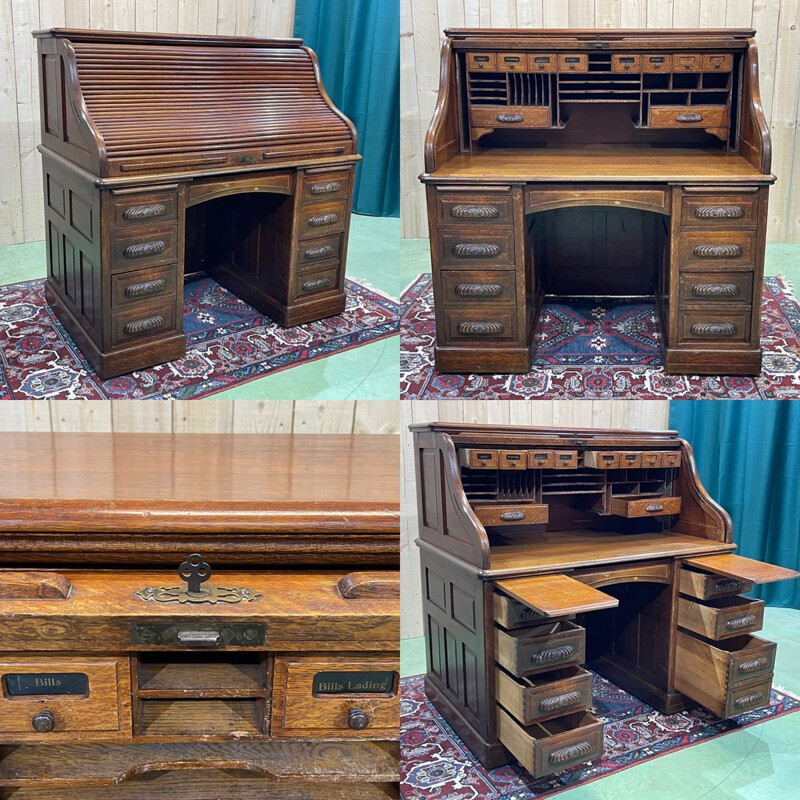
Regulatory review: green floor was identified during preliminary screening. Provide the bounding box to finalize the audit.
[0,214,400,400]
[401,606,800,799]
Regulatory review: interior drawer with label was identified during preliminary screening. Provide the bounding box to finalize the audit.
[609,496,682,518]
[495,621,585,677]
[678,595,765,640]
[475,504,548,527]
[496,665,593,725]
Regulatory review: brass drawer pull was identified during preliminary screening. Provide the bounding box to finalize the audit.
[177,630,221,647]
[497,113,524,123]
[309,181,342,195]
[735,691,766,709]
[308,213,340,227]
[693,244,743,258]
[500,511,526,522]
[301,277,333,293]
[347,708,370,730]
[455,283,503,298]
[31,711,55,733]
[726,614,758,631]
[549,741,594,764]
[450,205,500,219]
[539,691,582,713]
[123,240,166,258]
[694,205,745,219]
[646,503,664,513]
[714,578,746,593]
[124,315,165,336]
[122,203,167,220]
[452,242,502,258]
[531,645,574,665]
[690,322,738,337]
[738,657,770,674]
[456,321,505,336]
[677,113,703,123]
[124,279,167,299]
[304,245,335,260]
[692,283,741,298]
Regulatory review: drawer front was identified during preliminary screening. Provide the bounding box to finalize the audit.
[0,658,123,734]
[298,200,347,240]
[703,53,733,72]
[679,230,756,268]
[558,54,588,72]
[295,265,342,299]
[640,451,663,468]
[674,53,702,71]
[109,189,178,229]
[438,230,516,268]
[471,106,551,129]
[494,592,545,630]
[661,451,681,468]
[611,54,641,72]
[436,193,514,227]
[528,450,555,469]
[495,622,585,677]
[110,224,178,273]
[725,677,772,717]
[679,568,755,601]
[610,496,682,518]
[497,52,526,71]
[301,169,352,203]
[680,193,759,228]
[271,656,399,738]
[650,105,729,129]
[496,666,593,726]
[528,53,557,73]
[475,504,548,527]
[444,308,519,344]
[110,264,178,309]
[728,637,777,686]
[111,299,177,348]
[584,451,620,469]
[643,54,672,72]
[678,272,754,306]
[678,311,752,345]
[298,233,344,269]
[678,595,765,640]
[460,448,498,469]
[498,450,529,470]
[618,452,642,468]
[467,52,497,71]
[552,451,579,469]
[440,270,517,305]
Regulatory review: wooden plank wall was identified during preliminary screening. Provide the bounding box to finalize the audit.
[400,400,671,639]
[401,0,800,243]
[0,0,297,245]
[0,399,400,433]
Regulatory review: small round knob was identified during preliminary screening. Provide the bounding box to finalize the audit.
[347,707,370,730]
[32,711,55,733]
[569,64,575,70]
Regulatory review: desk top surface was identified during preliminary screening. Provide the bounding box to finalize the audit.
[427,146,772,183]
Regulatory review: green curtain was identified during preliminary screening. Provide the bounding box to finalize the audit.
[669,400,800,608]
[294,0,399,217]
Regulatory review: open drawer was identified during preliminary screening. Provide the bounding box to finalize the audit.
[475,504,548,527]
[495,621,585,676]
[497,708,603,778]
[608,496,682,517]
[496,665,593,725]
[678,594,764,640]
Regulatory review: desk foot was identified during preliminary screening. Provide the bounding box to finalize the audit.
[664,347,762,376]
[434,345,531,374]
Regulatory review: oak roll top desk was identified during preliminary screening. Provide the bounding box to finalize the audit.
[421,29,775,376]
[34,29,360,379]
[411,423,799,778]
[0,433,399,800]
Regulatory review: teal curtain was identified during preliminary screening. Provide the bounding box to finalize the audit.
[294,0,399,217]
[669,400,800,608]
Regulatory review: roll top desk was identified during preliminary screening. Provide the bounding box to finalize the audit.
[411,423,798,778]
[421,29,775,376]
[34,29,359,379]
[0,433,399,800]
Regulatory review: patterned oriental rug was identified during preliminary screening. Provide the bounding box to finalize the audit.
[0,277,398,400]
[400,673,800,800]
[400,275,800,399]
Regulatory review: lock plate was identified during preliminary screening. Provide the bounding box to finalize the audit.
[130,622,266,647]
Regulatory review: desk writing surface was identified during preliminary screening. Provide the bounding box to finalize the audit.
[429,146,771,183]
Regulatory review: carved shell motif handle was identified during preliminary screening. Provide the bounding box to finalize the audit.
[123,203,167,220]
[497,113,524,123]
[451,243,502,258]
[690,323,738,338]
[676,113,703,123]
[456,321,504,336]
[304,245,335,260]
[531,645,574,665]
[726,614,758,631]
[309,181,342,195]
[693,244,743,258]
[738,657,769,674]
[735,691,766,710]
[124,315,165,336]
[123,240,166,259]
[455,283,503,298]
[549,741,594,765]
[500,511,526,522]
[301,277,333,293]
[124,279,166,299]
[691,283,741,298]
[646,504,665,513]
[308,213,339,227]
[694,205,745,219]
[450,205,500,219]
[714,578,746,593]
[539,691,582,713]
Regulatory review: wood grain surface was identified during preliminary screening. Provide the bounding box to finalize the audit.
[683,553,800,584]
[494,574,619,617]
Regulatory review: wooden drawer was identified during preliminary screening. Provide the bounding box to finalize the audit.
[497,708,603,778]
[674,53,702,71]
[0,657,125,735]
[301,169,351,203]
[640,451,663,468]
[495,621,585,677]
[643,54,672,72]
[110,298,178,348]
[618,452,642,468]
[297,200,347,240]
[494,592,545,629]
[498,450,528,470]
[583,451,620,469]
[110,224,178,274]
[110,264,177,309]
[436,192,514,226]
[528,450,555,469]
[528,53,557,73]
[552,451,579,469]
[497,665,593,725]
[680,192,759,228]
[471,106,551,130]
[459,448,498,469]
[675,630,775,718]
[679,229,756,268]
[558,54,587,72]
[444,308,519,344]
[298,233,344,269]
[703,53,733,72]
[440,271,517,305]
[438,230,516,269]
[678,595,765,640]
[109,188,178,229]
[271,656,399,739]
[661,451,681,468]
[475,504,548,527]
[611,54,641,73]
[296,265,342,299]
[678,272,754,306]
[678,311,752,345]
[467,52,497,71]
[680,568,755,601]
[497,52,526,71]
[650,105,729,129]
[609,496,682,517]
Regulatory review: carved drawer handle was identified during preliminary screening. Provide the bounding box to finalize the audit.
[676,113,703,122]
[500,511,526,522]
[122,203,167,220]
[124,279,166,299]
[452,242,502,258]
[713,578,746,593]
[308,213,340,227]
[549,741,594,765]
[530,645,575,665]
[735,691,766,710]
[726,614,758,631]
[738,657,769,674]
[123,315,165,336]
[310,181,342,195]
[301,277,333,293]
[693,244,743,258]
[691,283,741,298]
[450,205,500,219]
[455,283,503,298]
[694,205,745,219]
[123,240,166,258]
[690,323,738,337]
[646,504,665,513]
[456,321,504,336]
[497,113,524,123]
[304,245,336,260]
[539,691,582,713]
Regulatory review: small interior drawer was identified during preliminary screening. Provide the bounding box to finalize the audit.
[661,451,681,467]
[495,621,585,677]
[498,450,529,470]
[496,665,593,726]
[640,451,663,467]
[674,53,702,71]
[497,707,603,778]
[642,54,672,72]
[649,105,729,129]
[466,52,497,71]
[617,452,643,468]
[475,504,548,527]
[558,54,588,72]
[703,53,733,72]
[609,496,682,518]
[552,451,579,469]
[527,450,555,468]
[678,595,765,640]
[471,106,551,130]
[611,54,641,72]
[679,568,755,601]
[528,53,557,72]
[497,52,526,71]
[583,451,620,469]
[459,448,498,469]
